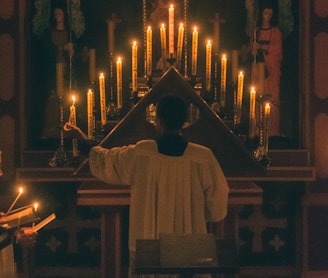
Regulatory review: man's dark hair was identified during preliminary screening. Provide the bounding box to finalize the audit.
[156,95,188,130]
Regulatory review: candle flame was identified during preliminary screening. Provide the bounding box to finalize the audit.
[34,202,38,212]
[265,102,270,108]
[179,23,183,28]
[117,57,122,63]
[170,4,173,9]
[161,23,165,28]
[72,95,76,105]
[222,54,226,59]
[193,26,197,32]
[207,40,211,45]
[132,41,137,46]
[18,187,23,194]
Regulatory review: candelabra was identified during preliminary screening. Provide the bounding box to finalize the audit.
[49,96,69,167]
[253,95,271,166]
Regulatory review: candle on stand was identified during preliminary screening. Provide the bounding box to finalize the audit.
[236,71,244,124]
[131,41,138,92]
[177,23,184,69]
[6,187,23,216]
[56,62,64,97]
[99,73,107,126]
[191,26,198,76]
[89,49,96,83]
[205,40,212,92]
[87,89,94,139]
[116,57,123,109]
[264,102,271,155]
[220,54,227,107]
[168,4,174,56]
[146,26,152,77]
[249,87,256,138]
[160,23,166,70]
[69,95,78,157]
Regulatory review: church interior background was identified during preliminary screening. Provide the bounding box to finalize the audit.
[0,0,327,277]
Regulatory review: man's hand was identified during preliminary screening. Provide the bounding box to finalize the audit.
[16,227,37,248]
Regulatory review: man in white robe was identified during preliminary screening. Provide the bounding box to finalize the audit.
[65,95,229,278]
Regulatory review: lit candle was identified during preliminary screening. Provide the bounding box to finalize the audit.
[99,73,107,126]
[69,95,78,157]
[168,4,174,55]
[56,62,64,97]
[177,23,184,69]
[236,71,244,124]
[264,102,271,129]
[146,26,152,76]
[131,41,138,92]
[87,89,94,139]
[116,57,123,109]
[160,23,166,65]
[107,19,115,53]
[205,40,212,91]
[231,50,239,84]
[6,187,23,216]
[191,26,198,76]
[249,87,256,138]
[89,49,96,83]
[264,102,271,155]
[220,54,227,107]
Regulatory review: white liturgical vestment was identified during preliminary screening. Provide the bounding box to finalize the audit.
[89,140,229,253]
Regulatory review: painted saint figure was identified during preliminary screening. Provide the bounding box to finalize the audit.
[251,3,283,137]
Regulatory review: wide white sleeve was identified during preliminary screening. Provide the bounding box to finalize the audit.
[203,151,229,223]
[88,145,137,185]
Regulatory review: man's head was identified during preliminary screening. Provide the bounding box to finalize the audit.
[156,95,188,134]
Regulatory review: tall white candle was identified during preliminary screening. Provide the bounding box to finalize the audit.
[160,23,167,70]
[131,41,138,92]
[116,57,123,109]
[249,87,256,138]
[191,26,198,76]
[236,71,244,124]
[146,26,152,76]
[264,102,271,155]
[205,40,212,91]
[70,95,78,157]
[177,23,184,69]
[168,4,174,55]
[220,54,227,107]
[87,89,94,139]
[99,73,107,126]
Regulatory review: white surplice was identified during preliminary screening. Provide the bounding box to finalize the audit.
[89,140,229,278]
